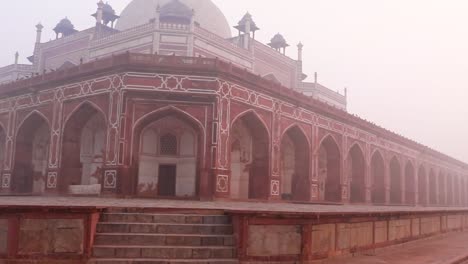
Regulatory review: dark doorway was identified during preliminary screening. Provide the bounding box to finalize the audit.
[158,165,176,196]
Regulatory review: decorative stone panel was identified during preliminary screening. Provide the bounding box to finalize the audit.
[47,172,58,189]
[216,175,228,193]
[103,170,117,189]
[1,174,10,188]
[247,225,302,257]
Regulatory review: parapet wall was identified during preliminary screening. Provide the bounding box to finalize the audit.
[232,209,468,263]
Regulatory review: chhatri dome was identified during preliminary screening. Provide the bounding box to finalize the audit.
[116,0,232,38]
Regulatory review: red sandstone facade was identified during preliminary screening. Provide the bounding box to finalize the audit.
[0,53,466,207]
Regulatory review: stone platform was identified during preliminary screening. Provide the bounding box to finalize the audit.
[0,196,467,215]
[1,197,468,263]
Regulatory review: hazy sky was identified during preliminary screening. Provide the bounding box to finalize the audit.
[1,0,467,162]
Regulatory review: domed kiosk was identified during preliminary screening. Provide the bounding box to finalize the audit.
[116,0,232,38]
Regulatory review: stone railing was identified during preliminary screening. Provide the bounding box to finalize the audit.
[194,27,251,58]
[91,23,154,47]
[160,23,189,32]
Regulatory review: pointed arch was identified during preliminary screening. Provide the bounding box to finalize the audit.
[371,150,385,204]
[60,102,108,193]
[447,173,454,205]
[132,106,204,198]
[13,112,50,194]
[418,165,428,206]
[280,125,310,201]
[389,156,402,204]
[405,161,416,205]
[438,171,446,205]
[428,169,437,205]
[348,143,366,203]
[230,111,270,200]
[318,134,341,202]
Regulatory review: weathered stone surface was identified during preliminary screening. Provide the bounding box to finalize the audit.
[447,215,462,230]
[18,219,84,255]
[247,225,301,257]
[311,224,335,255]
[420,216,440,235]
[374,221,388,244]
[0,219,8,254]
[388,219,411,241]
[411,218,420,236]
[337,222,373,250]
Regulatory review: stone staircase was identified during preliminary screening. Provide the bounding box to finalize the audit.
[89,209,238,264]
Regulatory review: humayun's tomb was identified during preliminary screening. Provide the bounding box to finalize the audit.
[0,1,467,263]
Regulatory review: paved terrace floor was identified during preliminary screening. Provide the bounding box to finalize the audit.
[319,231,468,264]
[0,197,467,215]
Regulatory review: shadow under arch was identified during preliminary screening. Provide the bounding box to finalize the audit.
[13,112,51,194]
[60,102,107,193]
[370,150,385,204]
[230,110,270,200]
[280,125,310,201]
[318,134,341,203]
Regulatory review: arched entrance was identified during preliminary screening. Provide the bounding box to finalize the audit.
[280,126,310,201]
[418,166,427,205]
[438,173,446,205]
[390,157,402,204]
[230,112,269,200]
[405,161,416,205]
[454,176,460,205]
[318,135,341,202]
[0,126,5,178]
[13,113,50,194]
[447,174,453,205]
[429,170,437,205]
[349,144,366,203]
[60,103,107,194]
[370,151,385,204]
[134,111,201,198]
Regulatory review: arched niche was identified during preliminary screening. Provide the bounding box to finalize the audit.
[13,113,50,194]
[230,112,270,200]
[318,135,341,203]
[60,103,107,194]
[280,126,310,201]
[349,144,366,203]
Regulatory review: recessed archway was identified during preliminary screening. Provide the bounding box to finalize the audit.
[418,166,428,206]
[447,174,453,205]
[280,126,310,201]
[13,112,50,194]
[405,161,416,205]
[60,103,107,194]
[438,172,446,205]
[349,144,366,203]
[429,169,437,205]
[133,108,203,198]
[370,151,385,204]
[318,135,341,203]
[454,176,460,206]
[389,157,402,204]
[230,112,270,200]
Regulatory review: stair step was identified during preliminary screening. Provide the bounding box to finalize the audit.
[101,213,231,225]
[92,245,236,259]
[89,258,239,264]
[94,233,234,246]
[96,223,233,235]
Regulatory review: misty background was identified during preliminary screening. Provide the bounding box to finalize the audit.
[0,0,467,162]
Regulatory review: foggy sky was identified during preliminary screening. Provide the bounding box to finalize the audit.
[1,0,467,162]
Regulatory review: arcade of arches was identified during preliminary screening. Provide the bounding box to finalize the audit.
[0,106,467,206]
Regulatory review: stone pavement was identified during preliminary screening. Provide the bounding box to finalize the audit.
[317,231,468,264]
[0,196,467,215]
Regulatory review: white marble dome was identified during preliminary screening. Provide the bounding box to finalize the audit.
[116,0,232,38]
